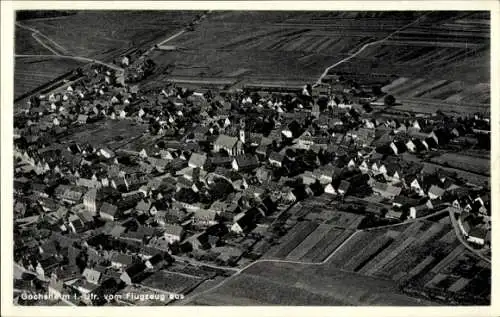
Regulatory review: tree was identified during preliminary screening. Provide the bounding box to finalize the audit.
[384,94,396,107]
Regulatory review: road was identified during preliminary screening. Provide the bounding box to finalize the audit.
[448,208,491,264]
[180,230,360,304]
[313,13,429,87]
[16,21,67,55]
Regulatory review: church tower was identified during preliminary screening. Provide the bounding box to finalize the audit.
[239,119,246,144]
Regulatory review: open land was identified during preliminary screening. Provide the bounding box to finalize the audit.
[18,11,202,61]
[330,11,490,114]
[143,11,426,90]
[14,56,86,99]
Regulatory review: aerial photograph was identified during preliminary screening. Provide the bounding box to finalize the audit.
[11,9,491,306]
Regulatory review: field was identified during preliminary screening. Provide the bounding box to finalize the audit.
[430,153,490,176]
[18,11,202,61]
[192,215,489,305]
[59,120,149,150]
[421,162,490,187]
[141,270,204,295]
[324,219,490,305]
[14,56,85,99]
[15,26,52,55]
[265,201,365,262]
[192,261,436,305]
[330,11,490,114]
[143,11,426,90]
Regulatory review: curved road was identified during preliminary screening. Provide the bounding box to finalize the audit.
[448,208,491,263]
[313,13,430,87]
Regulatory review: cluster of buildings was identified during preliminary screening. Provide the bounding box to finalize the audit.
[13,61,491,305]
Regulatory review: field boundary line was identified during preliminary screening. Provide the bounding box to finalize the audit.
[313,13,430,87]
[182,230,360,304]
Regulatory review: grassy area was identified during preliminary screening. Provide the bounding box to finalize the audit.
[60,120,149,149]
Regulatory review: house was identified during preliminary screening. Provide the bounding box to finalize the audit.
[61,187,84,204]
[82,267,102,285]
[120,262,146,285]
[392,195,420,209]
[230,208,261,234]
[148,157,169,172]
[409,178,425,196]
[371,181,402,199]
[163,224,184,244]
[99,147,115,159]
[77,114,88,124]
[301,171,317,185]
[428,185,445,200]
[144,253,169,270]
[35,256,60,279]
[193,209,218,227]
[188,152,207,169]
[110,253,134,270]
[255,167,271,183]
[124,173,148,191]
[268,152,285,167]
[67,214,87,233]
[232,155,259,172]
[337,180,351,196]
[135,199,152,214]
[409,200,434,219]
[467,227,488,246]
[208,155,233,169]
[213,134,244,156]
[324,183,337,195]
[296,131,314,149]
[99,202,119,221]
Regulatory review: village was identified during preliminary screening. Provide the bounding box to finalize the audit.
[12,53,491,306]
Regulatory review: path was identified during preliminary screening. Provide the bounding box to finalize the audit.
[180,230,360,304]
[16,21,67,55]
[313,13,429,87]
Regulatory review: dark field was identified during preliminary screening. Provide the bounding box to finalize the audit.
[192,261,437,305]
[15,26,52,55]
[144,11,426,89]
[332,11,490,114]
[17,11,202,61]
[14,56,85,99]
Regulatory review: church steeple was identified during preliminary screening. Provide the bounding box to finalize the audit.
[239,119,246,144]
